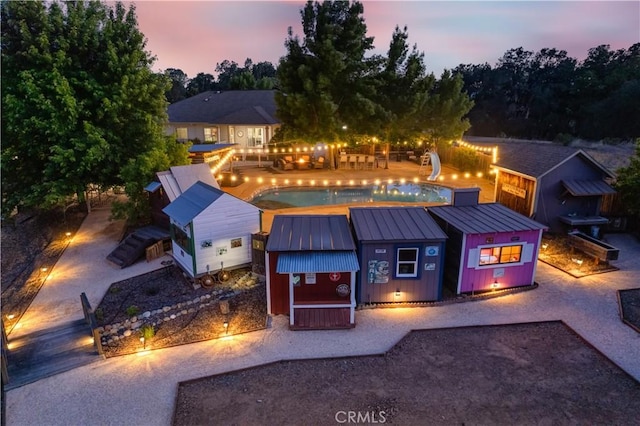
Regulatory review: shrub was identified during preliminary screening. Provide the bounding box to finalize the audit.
[126,305,139,317]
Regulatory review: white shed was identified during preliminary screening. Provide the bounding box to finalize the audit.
[162,181,262,279]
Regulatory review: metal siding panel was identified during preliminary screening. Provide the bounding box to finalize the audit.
[276,252,359,273]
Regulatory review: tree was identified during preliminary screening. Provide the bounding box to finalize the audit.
[215,60,241,90]
[186,72,216,97]
[164,68,188,103]
[614,139,640,218]
[1,0,187,221]
[276,0,379,142]
[111,136,190,224]
[418,70,473,148]
[371,25,444,152]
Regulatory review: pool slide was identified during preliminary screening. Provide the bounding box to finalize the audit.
[427,152,441,181]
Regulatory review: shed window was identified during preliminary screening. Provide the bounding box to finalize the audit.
[479,245,522,265]
[171,224,192,255]
[396,248,419,277]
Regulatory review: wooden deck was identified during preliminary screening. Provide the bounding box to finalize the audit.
[4,319,102,390]
[290,308,354,330]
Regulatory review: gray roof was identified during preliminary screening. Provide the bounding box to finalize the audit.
[428,203,547,234]
[162,181,223,225]
[350,207,447,242]
[276,252,360,273]
[168,90,279,125]
[266,215,356,252]
[463,140,614,179]
[562,179,616,196]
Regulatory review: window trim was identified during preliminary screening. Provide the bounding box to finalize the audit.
[176,127,188,141]
[395,247,420,278]
[204,127,218,143]
[247,127,264,147]
[476,243,523,267]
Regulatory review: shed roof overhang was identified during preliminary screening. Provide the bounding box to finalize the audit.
[562,179,616,197]
[276,251,360,273]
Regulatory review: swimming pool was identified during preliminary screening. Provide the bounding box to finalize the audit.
[250,183,451,208]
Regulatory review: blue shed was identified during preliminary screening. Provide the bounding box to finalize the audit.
[349,207,448,304]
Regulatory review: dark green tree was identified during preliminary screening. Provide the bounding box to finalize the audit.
[186,72,216,97]
[276,0,378,142]
[164,68,188,103]
[614,139,640,219]
[215,60,241,90]
[418,70,473,148]
[373,25,434,147]
[1,1,186,220]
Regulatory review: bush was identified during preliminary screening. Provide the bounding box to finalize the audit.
[126,305,139,317]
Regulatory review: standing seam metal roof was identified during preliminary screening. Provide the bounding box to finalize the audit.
[350,207,447,242]
[428,203,547,234]
[265,215,356,251]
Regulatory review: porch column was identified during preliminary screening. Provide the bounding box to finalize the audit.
[289,273,295,326]
[350,270,356,324]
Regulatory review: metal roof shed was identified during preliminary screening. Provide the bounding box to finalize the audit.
[428,191,547,295]
[350,207,447,304]
[162,182,262,280]
[265,215,359,330]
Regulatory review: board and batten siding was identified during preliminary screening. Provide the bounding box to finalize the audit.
[191,194,261,276]
[358,242,444,303]
[459,230,541,293]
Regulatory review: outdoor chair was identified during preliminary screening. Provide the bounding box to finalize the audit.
[365,155,375,170]
[278,155,295,171]
[348,155,357,169]
[357,155,366,170]
[339,154,348,169]
[313,156,325,169]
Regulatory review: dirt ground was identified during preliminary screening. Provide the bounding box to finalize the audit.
[94,265,267,357]
[173,321,640,426]
[538,233,619,278]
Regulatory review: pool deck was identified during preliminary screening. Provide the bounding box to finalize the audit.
[224,158,496,232]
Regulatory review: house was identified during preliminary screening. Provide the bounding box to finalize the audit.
[428,188,547,295]
[144,163,220,228]
[349,207,447,304]
[265,215,360,330]
[165,90,280,151]
[162,181,262,283]
[489,142,616,235]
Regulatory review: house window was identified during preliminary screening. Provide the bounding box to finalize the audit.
[204,127,218,142]
[170,224,191,255]
[176,127,188,141]
[479,245,522,265]
[396,248,419,278]
[247,128,264,147]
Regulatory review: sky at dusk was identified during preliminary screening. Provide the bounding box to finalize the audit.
[128,1,640,79]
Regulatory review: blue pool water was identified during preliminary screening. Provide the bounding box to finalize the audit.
[250,183,451,208]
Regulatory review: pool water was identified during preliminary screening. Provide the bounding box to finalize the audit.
[250,183,451,208]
